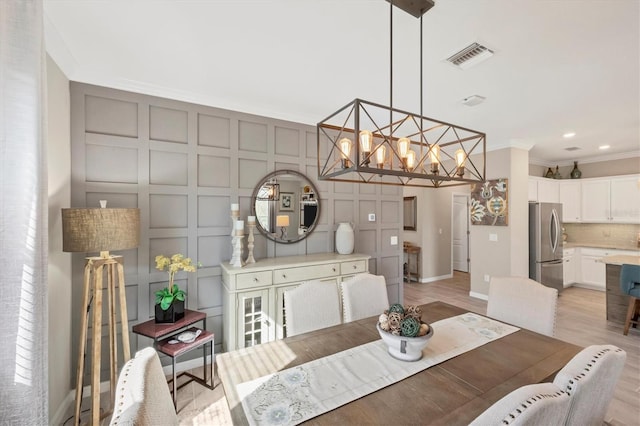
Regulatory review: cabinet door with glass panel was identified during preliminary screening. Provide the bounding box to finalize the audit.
[236,289,272,349]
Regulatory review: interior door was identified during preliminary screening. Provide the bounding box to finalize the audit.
[452,194,470,272]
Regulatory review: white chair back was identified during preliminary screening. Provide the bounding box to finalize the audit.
[109,347,178,425]
[341,273,389,322]
[470,382,570,426]
[487,276,558,336]
[552,344,626,426]
[284,280,342,337]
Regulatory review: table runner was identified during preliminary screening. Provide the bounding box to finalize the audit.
[236,313,519,426]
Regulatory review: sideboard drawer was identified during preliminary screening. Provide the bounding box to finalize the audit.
[236,271,273,290]
[274,263,340,284]
[341,260,367,275]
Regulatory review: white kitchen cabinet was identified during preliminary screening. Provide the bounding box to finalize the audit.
[580,175,640,224]
[581,179,610,222]
[562,248,576,287]
[559,181,581,222]
[221,253,370,351]
[536,178,560,203]
[610,176,640,223]
[573,247,640,291]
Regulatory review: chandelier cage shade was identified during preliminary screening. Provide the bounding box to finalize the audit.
[317,99,486,188]
[316,0,486,188]
[61,208,140,253]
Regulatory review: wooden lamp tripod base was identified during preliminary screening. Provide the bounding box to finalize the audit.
[74,254,131,426]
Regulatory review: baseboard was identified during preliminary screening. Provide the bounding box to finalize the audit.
[419,273,453,283]
[469,291,489,301]
[52,353,217,425]
[571,283,605,292]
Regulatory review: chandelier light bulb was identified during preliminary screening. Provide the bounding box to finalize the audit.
[429,144,440,174]
[406,150,416,170]
[339,137,352,168]
[455,148,466,176]
[359,130,373,153]
[375,144,386,168]
[397,137,410,159]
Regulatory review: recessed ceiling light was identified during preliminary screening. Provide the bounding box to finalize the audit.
[563,132,576,138]
[599,145,610,150]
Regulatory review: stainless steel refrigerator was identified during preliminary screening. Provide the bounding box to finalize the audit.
[529,202,563,292]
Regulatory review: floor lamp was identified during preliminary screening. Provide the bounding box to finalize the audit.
[62,206,140,426]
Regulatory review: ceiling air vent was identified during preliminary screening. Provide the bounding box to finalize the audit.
[565,147,581,151]
[447,42,494,69]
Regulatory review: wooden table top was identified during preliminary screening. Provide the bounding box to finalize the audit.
[217,301,581,425]
[132,309,205,339]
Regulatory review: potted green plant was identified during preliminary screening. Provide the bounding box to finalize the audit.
[154,253,197,323]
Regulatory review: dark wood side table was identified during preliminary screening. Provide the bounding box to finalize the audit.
[132,309,215,408]
[404,243,421,282]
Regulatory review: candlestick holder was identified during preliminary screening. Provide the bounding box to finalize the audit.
[229,209,240,265]
[246,222,256,264]
[231,231,244,268]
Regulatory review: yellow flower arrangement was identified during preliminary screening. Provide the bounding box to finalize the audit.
[154,254,198,310]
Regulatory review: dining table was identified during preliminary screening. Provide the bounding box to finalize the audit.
[216,301,581,425]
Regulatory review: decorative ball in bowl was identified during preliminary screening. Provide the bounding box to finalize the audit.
[377,304,434,362]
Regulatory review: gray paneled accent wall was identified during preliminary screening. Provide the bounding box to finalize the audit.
[69,82,403,380]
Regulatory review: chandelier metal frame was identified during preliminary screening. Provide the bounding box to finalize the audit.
[317,0,486,188]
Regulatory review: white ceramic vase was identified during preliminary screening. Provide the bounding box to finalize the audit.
[335,222,354,254]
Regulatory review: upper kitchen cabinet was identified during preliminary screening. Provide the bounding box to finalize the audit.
[559,181,581,222]
[581,174,640,223]
[529,177,560,203]
[610,176,640,223]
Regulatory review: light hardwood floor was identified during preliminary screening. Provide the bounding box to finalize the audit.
[69,272,639,425]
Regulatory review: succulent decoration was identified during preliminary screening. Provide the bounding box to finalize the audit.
[378,304,430,337]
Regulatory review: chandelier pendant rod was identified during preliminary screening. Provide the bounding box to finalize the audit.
[389,0,393,141]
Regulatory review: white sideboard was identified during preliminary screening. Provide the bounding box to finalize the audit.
[221,253,370,351]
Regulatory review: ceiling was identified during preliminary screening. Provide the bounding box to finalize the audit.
[44,0,640,165]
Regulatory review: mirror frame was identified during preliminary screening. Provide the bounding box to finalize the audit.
[403,196,417,231]
[251,169,321,244]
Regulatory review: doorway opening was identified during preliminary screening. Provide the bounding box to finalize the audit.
[452,194,470,273]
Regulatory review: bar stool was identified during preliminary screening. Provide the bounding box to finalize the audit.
[620,264,640,335]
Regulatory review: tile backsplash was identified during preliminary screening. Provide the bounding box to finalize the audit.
[563,223,640,250]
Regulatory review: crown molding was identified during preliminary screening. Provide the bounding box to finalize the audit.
[530,151,640,167]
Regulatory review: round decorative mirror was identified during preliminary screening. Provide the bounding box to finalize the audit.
[251,170,320,244]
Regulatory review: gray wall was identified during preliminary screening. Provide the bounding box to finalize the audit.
[47,55,72,423]
[69,82,404,380]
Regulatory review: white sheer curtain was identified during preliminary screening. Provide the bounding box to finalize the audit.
[0,1,49,424]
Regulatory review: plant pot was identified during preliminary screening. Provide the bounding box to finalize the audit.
[154,299,185,323]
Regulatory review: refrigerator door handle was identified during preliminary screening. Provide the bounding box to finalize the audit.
[540,259,563,266]
[550,208,559,254]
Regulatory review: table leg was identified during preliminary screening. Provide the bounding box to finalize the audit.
[172,356,177,409]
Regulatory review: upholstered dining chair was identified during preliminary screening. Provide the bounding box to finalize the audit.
[487,276,558,336]
[341,273,389,322]
[284,280,342,337]
[109,347,178,425]
[552,344,626,426]
[469,382,571,425]
[620,263,640,335]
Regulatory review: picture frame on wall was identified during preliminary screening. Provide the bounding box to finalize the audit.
[280,192,294,211]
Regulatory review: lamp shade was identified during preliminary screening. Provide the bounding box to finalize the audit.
[276,215,290,227]
[62,208,140,253]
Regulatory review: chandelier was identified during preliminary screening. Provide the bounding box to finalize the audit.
[317,0,486,188]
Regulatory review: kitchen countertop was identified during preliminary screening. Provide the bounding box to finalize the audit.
[602,255,640,266]
[563,242,639,252]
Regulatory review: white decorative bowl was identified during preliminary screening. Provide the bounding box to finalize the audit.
[376,323,434,361]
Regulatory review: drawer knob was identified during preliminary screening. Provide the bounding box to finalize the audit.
[352,265,357,269]
[282,274,287,279]
[332,267,336,272]
[253,277,258,282]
